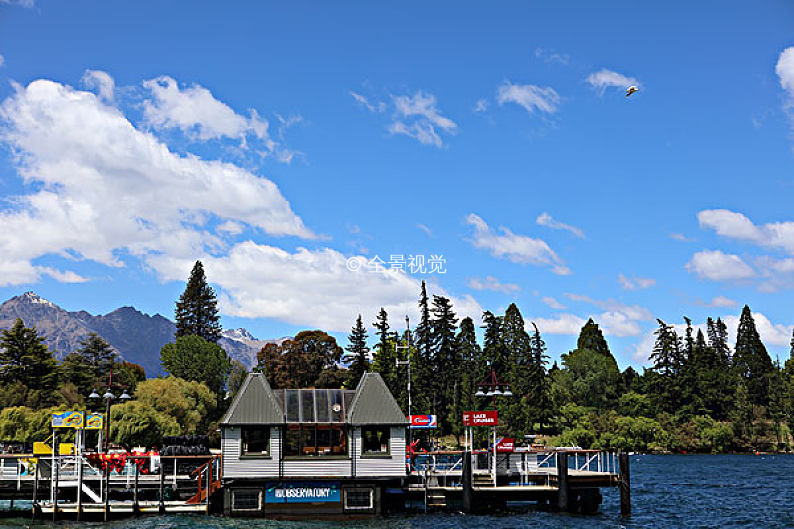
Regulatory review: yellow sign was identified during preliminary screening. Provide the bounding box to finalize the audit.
[51,411,84,428]
[85,413,104,430]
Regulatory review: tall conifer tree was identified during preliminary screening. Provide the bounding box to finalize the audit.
[345,314,371,388]
[733,305,774,406]
[0,318,58,390]
[175,260,222,343]
[431,295,459,433]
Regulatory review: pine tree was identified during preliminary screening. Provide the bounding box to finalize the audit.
[371,308,398,397]
[456,317,482,424]
[529,322,551,431]
[345,314,371,388]
[431,295,459,434]
[0,318,58,390]
[412,281,433,415]
[577,318,612,359]
[77,333,117,385]
[175,260,222,343]
[648,319,682,413]
[481,311,507,374]
[502,304,532,435]
[733,305,774,407]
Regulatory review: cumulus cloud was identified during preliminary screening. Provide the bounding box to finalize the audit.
[496,82,560,114]
[531,313,586,335]
[467,276,520,294]
[0,77,315,287]
[81,70,115,103]
[698,209,794,255]
[473,99,488,113]
[686,250,755,281]
[698,295,738,308]
[465,213,570,275]
[149,243,482,331]
[541,296,566,310]
[618,273,656,290]
[586,68,640,95]
[536,212,585,238]
[142,75,295,161]
[776,47,794,117]
[388,91,457,147]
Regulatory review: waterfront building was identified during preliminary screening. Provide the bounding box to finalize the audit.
[220,372,408,516]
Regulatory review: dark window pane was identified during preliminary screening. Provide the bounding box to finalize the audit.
[316,390,330,423]
[300,390,315,422]
[242,427,269,455]
[361,427,390,455]
[285,390,299,422]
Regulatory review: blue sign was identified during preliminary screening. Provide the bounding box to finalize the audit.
[265,481,341,503]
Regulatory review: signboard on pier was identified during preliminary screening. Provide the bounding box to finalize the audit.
[462,410,498,426]
[495,437,514,453]
[408,414,437,428]
[265,481,341,503]
[85,413,104,430]
[51,411,84,428]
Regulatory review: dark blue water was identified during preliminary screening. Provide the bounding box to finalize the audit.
[1,455,792,528]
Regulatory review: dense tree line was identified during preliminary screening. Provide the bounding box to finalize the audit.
[3,262,794,454]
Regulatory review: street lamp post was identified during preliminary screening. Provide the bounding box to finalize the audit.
[89,368,131,453]
[474,362,512,486]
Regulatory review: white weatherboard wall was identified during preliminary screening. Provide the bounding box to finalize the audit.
[353,427,406,477]
[222,427,281,478]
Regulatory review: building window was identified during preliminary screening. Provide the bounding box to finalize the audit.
[241,427,270,456]
[361,426,390,456]
[344,488,374,510]
[284,425,347,457]
[232,489,262,511]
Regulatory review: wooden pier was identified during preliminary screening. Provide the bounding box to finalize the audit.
[406,448,627,515]
[0,453,221,521]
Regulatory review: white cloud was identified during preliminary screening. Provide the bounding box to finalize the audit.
[699,295,738,308]
[541,296,566,310]
[388,91,457,147]
[496,82,560,114]
[465,213,570,275]
[534,48,569,65]
[586,69,640,95]
[416,224,433,237]
[0,0,34,6]
[142,75,295,160]
[38,267,88,283]
[564,293,653,322]
[698,209,794,255]
[531,313,585,335]
[686,250,755,281]
[618,273,656,290]
[670,233,695,242]
[776,47,794,116]
[350,91,385,113]
[536,212,585,238]
[149,243,482,331]
[0,55,4,68]
[467,276,520,294]
[0,77,315,287]
[473,99,488,112]
[81,70,115,103]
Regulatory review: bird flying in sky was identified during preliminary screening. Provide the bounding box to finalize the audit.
[626,85,639,97]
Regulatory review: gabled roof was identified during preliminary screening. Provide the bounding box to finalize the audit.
[220,372,284,425]
[346,372,407,426]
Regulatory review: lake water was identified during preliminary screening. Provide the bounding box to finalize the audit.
[1,455,792,528]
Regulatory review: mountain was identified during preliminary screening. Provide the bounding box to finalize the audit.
[0,292,279,377]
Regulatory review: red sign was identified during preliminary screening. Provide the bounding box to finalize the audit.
[408,414,437,428]
[495,437,514,453]
[462,410,498,426]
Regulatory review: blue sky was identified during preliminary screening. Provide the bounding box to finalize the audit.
[1,0,794,369]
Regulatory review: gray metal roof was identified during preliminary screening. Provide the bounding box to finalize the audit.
[346,372,408,426]
[220,372,284,425]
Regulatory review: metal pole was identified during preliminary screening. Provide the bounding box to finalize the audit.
[76,428,84,521]
[133,459,139,516]
[159,464,165,514]
[406,316,412,450]
[31,457,39,522]
[52,451,59,522]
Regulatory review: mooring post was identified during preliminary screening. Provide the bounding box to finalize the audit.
[462,451,473,513]
[31,458,39,522]
[619,452,631,516]
[159,464,165,514]
[205,463,211,515]
[133,460,139,516]
[556,451,569,512]
[103,464,110,522]
[52,453,59,523]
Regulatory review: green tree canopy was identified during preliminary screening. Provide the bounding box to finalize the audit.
[133,376,217,434]
[0,318,58,391]
[256,330,344,389]
[109,400,180,448]
[160,335,230,398]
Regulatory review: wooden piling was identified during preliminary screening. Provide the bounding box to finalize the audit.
[556,452,569,512]
[619,452,631,516]
[103,465,110,522]
[52,454,59,522]
[462,451,473,513]
[31,458,39,522]
[159,466,165,514]
[133,461,139,516]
